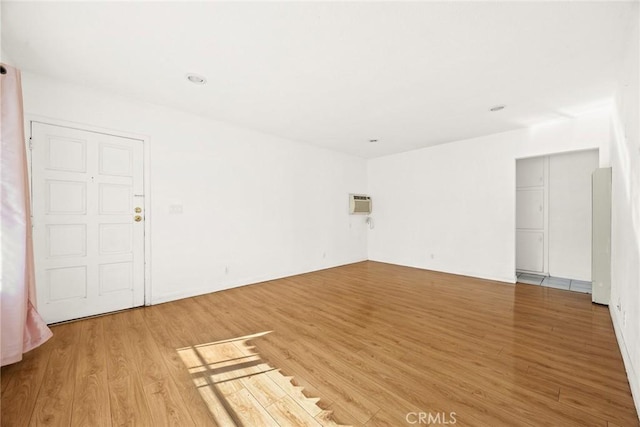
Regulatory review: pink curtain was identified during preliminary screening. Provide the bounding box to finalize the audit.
[1,63,52,366]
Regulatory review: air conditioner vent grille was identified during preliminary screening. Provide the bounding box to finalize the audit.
[349,194,372,214]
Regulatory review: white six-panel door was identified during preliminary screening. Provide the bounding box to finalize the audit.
[31,122,144,324]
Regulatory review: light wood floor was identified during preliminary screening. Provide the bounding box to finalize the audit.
[1,261,638,426]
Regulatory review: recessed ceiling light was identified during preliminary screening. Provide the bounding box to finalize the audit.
[368,139,379,143]
[186,74,207,85]
[489,105,506,112]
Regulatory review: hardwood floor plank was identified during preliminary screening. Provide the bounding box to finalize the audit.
[189,382,237,427]
[141,303,220,426]
[224,387,278,426]
[143,378,197,427]
[119,309,168,386]
[272,367,376,424]
[266,371,325,418]
[107,374,152,426]
[0,340,53,426]
[28,322,80,426]
[318,399,364,427]
[117,309,196,426]
[70,317,111,427]
[266,395,322,427]
[241,372,286,407]
[559,384,639,426]
[102,312,136,382]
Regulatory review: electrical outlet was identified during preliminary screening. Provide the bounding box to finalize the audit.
[225,266,229,275]
[322,252,326,259]
[430,253,435,260]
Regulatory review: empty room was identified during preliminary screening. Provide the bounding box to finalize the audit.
[1,1,639,426]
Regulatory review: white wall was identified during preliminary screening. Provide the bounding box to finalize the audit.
[368,132,516,282]
[368,109,610,284]
[609,6,640,415]
[516,109,611,167]
[548,150,599,281]
[1,50,14,66]
[21,72,368,304]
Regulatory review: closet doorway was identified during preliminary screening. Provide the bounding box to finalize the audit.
[516,150,598,293]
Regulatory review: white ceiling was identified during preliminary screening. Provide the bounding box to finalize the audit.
[2,1,636,158]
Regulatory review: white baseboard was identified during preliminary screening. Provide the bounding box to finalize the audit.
[150,258,368,305]
[366,257,516,284]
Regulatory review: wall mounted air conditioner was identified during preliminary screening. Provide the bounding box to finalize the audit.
[349,194,372,214]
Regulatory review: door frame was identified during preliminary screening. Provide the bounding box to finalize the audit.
[25,114,152,306]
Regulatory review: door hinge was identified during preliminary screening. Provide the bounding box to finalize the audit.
[28,137,33,150]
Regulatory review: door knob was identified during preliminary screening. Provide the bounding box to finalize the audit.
[134,215,142,222]
[135,207,142,213]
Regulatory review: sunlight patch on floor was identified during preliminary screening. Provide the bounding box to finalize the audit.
[177,332,350,427]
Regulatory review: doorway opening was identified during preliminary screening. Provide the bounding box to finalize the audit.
[515,149,599,293]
